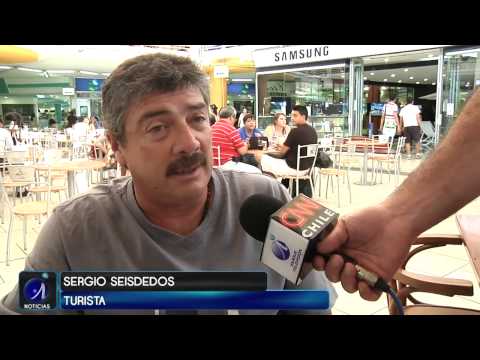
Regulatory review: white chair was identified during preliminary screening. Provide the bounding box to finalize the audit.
[2,165,51,265]
[281,143,319,197]
[368,135,394,183]
[318,144,352,207]
[212,145,221,168]
[372,137,406,186]
[420,121,435,151]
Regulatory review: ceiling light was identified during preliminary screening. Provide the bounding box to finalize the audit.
[363,77,367,80]
[428,54,433,57]
[3,96,8,99]
[416,82,420,84]
[36,95,46,98]
[390,74,396,78]
[101,73,111,76]
[409,76,414,80]
[424,78,428,81]
[404,69,409,72]
[43,71,49,78]
[383,79,388,82]
[398,80,402,83]
[48,70,75,74]
[381,86,387,90]
[432,82,436,85]
[0,66,12,70]
[17,67,43,73]
[80,70,99,75]
[231,79,253,82]
[384,58,389,62]
[364,86,370,91]
[370,72,375,76]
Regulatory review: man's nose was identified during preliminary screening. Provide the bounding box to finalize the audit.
[172,123,200,154]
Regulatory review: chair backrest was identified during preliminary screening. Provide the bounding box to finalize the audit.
[395,137,406,159]
[43,149,64,163]
[7,165,36,183]
[420,121,435,137]
[318,137,334,153]
[212,145,221,167]
[296,143,319,176]
[6,150,27,165]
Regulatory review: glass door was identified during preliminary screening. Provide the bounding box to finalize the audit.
[441,47,480,140]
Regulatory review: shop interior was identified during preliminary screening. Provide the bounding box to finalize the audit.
[361,49,440,136]
[256,64,348,134]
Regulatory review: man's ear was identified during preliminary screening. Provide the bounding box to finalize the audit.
[107,133,127,168]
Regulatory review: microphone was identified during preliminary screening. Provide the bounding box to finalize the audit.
[239,194,385,289]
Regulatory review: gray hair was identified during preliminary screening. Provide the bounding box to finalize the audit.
[102,53,210,144]
[218,106,236,119]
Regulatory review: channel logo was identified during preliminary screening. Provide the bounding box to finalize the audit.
[19,272,56,311]
[271,239,291,261]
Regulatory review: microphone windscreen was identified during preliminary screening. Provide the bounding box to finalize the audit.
[239,194,286,243]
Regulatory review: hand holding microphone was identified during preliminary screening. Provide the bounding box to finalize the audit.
[239,194,411,310]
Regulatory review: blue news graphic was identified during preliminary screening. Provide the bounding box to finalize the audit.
[60,290,330,310]
[271,239,291,261]
[23,278,49,303]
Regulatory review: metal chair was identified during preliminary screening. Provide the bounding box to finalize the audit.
[2,165,51,265]
[372,137,406,186]
[281,143,319,197]
[318,143,352,207]
[212,145,221,168]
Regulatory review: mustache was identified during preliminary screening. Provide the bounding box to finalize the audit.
[166,152,207,176]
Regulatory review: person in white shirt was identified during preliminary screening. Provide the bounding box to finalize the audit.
[399,97,422,159]
[380,95,400,139]
[0,117,14,151]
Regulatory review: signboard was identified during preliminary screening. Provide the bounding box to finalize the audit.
[75,78,104,92]
[214,65,229,78]
[253,45,448,68]
[62,88,75,96]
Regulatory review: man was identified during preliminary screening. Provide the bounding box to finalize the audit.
[380,95,400,139]
[400,97,422,159]
[0,53,335,315]
[211,106,248,166]
[311,88,480,303]
[259,105,317,197]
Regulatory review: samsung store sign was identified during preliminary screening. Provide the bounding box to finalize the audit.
[253,45,448,68]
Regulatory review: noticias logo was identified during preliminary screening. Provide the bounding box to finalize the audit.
[20,272,55,310]
[271,239,291,261]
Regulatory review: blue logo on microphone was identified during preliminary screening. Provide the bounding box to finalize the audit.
[271,240,291,260]
[23,278,49,303]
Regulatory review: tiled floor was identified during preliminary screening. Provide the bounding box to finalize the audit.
[1,157,480,315]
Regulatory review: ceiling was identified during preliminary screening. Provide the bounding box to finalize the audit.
[0,45,193,75]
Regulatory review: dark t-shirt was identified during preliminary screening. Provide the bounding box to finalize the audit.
[284,123,318,170]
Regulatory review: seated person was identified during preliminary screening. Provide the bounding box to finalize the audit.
[211,106,248,166]
[48,118,57,129]
[263,112,291,148]
[258,105,317,197]
[238,113,263,144]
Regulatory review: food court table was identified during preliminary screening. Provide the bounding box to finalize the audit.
[347,139,385,186]
[35,160,106,198]
[456,214,480,287]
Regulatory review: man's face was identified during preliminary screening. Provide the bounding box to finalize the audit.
[291,110,305,125]
[113,87,212,205]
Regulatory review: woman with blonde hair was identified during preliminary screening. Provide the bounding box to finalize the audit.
[263,112,291,148]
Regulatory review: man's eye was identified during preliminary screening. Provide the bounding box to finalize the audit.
[194,116,207,123]
[149,125,166,133]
